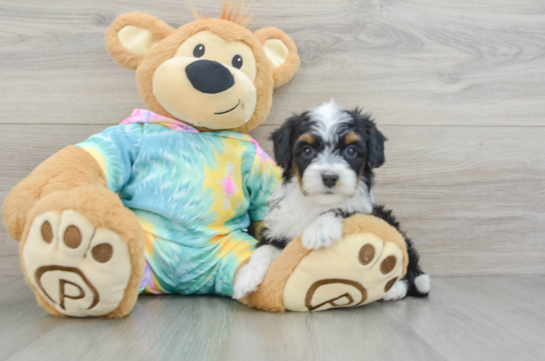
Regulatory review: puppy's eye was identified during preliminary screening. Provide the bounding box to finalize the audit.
[301,146,315,158]
[193,44,205,58]
[344,146,358,159]
[232,55,243,69]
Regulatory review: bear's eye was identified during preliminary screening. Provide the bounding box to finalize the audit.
[232,55,243,69]
[193,44,205,58]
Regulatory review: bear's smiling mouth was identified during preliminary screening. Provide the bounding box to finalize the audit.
[214,99,241,115]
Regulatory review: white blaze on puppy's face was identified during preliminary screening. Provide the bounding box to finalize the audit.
[301,157,358,205]
[301,101,358,205]
[309,100,352,141]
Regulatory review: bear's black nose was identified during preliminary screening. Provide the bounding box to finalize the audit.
[321,173,339,188]
[185,60,235,94]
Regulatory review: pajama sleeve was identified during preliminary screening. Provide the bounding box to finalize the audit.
[75,123,144,193]
[246,140,282,222]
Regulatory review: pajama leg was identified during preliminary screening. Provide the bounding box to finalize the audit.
[139,261,165,294]
[213,232,257,297]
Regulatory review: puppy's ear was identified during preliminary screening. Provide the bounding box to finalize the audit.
[270,116,298,169]
[352,109,387,168]
[367,125,387,168]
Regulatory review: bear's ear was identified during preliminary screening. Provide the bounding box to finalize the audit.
[105,12,175,70]
[255,28,300,88]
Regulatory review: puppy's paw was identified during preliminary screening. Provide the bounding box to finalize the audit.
[233,245,281,300]
[382,280,408,301]
[302,212,343,250]
[233,264,262,299]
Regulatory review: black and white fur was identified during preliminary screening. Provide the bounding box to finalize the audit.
[233,101,430,300]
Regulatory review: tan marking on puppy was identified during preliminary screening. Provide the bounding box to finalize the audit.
[345,132,360,145]
[297,133,314,144]
[292,160,303,188]
[356,168,364,184]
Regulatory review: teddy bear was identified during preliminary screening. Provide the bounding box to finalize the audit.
[3,4,408,317]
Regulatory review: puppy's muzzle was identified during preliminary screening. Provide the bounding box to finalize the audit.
[185,60,234,94]
[321,173,339,188]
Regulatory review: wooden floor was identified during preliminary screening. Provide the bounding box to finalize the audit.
[1,276,544,361]
[1,0,545,360]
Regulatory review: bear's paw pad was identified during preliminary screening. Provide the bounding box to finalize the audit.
[283,232,404,312]
[23,210,132,317]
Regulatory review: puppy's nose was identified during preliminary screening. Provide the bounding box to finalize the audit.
[321,173,339,188]
[185,60,234,94]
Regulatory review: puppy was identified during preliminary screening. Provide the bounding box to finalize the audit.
[233,101,430,301]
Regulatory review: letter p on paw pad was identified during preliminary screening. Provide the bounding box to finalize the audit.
[22,210,132,317]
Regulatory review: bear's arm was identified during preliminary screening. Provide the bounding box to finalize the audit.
[3,123,143,241]
[3,146,106,241]
[246,141,282,225]
[75,123,143,193]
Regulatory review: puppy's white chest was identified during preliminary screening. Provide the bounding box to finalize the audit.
[264,183,325,240]
[263,179,374,242]
[265,201,321,241]
[271,202,323,240]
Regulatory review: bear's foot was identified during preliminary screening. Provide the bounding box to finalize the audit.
[20,187,145,318]
[24,210,132,316]
[240,214,409,312]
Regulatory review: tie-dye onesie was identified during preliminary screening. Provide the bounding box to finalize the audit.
[76,109,280,296]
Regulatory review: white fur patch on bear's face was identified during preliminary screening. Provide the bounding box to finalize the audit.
[152,31,257,130]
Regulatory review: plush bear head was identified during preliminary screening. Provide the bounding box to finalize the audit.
[105,4,300,133]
